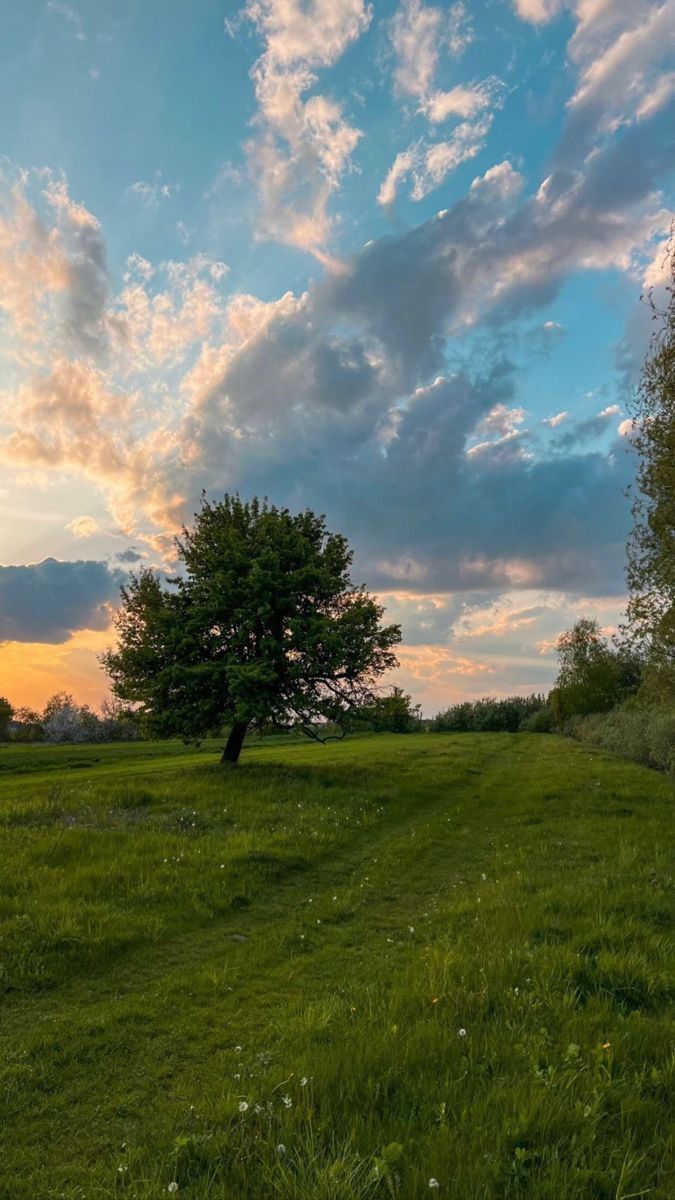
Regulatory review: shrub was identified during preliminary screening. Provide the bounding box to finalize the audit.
[568,705,675,773]
[431,694,548,733]
[349,687,422,733]
[519,705,555,733]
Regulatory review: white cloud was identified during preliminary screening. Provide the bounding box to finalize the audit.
[126,173,179,210]
[383,1,504,207]
[378,116,493,205]
[237,0,372,254]
[66,515,102,538]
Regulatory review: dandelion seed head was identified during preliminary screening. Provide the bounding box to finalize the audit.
[457,1027,467,1037]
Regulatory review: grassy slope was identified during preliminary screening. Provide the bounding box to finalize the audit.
[0,734,672,1200]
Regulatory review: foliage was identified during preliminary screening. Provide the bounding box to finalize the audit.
[431,693,547,733]
[518,703,555,733]
[0,696,12,741]
[625,229,675,675]
[349,686,422,733]
[549,619,642,720]
[9,706,45,742]
[42,692,102,743]
[103,496,401,762]
[0,735,672,1198]
[567,704,675,773]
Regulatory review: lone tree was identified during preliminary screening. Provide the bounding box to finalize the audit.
[103,496,401,763]
[625,231,675,690]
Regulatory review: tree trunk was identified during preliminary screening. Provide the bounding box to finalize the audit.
[221,720,249,765]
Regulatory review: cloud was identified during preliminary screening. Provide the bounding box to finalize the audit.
[126,173,179,210]
[513,1,675,163]
[0,558,122,643]
[66,515,102,538]
[1,94,671,589]
[378,116,494,205]
[0,168,110,363]
[389,0,473,104]
[382,1,505,207]
[236,0,372,253]
[552,402,624,448]
[46,1,86,41]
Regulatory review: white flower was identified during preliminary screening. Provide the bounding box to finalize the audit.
[300,1076,308,1087]
[481,873,487,880]
[277,1144,287,1155]
[239,1101,249,1113]
[234,1045,242,1053]
[409,926,415,934]
[282,1094,293,1108]
[457,1027,467,1037]
[429,1179,440,1189]
[168,1185,179,1195]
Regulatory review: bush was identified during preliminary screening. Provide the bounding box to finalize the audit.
[568,704,675,773]
[431,694,548,733]
[519,704,555,733]
[349,687,422,733]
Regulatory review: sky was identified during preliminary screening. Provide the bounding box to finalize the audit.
[0,0,674,715]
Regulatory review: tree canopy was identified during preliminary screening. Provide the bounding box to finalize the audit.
[103,496,401,762]
[626,232,675,691]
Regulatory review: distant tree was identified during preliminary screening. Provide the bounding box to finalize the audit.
[625,230,675,695]
[549,619,640,720]
[99,696,140,741]
[11,707,44,742]
[431,694,546,733]
[352,686,422,733]
[42,693,102,743]
[0,696,13,741]
[103,495,401,764]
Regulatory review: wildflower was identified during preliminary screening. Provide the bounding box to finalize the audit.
[239,1101,249,1113]
[332,895,338,901]
[457,1027,467,1037]
[277,1144,287,1155]
[481,873,487,880]
[429,1179,440,1189]
[316,919,321,924]
[432,997,439,1005]
[409,926,415,934]
[234,1045,242,1053]
[602,1041,611,1050]
[168,1185,179,1195]
[282,1094,293,1108]
[254,1103,263,1114]
[300,1076,308,1087]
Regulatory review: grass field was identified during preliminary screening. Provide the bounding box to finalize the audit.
[0,734,672,1200]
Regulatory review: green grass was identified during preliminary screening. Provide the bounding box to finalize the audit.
[0,733,672,1199]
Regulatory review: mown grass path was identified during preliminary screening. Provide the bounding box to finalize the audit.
[0,735,672,1199]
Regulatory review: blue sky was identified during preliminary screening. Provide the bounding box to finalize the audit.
[0,0,674,711]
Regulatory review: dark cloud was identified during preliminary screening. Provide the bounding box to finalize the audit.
[0,558,122,643]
